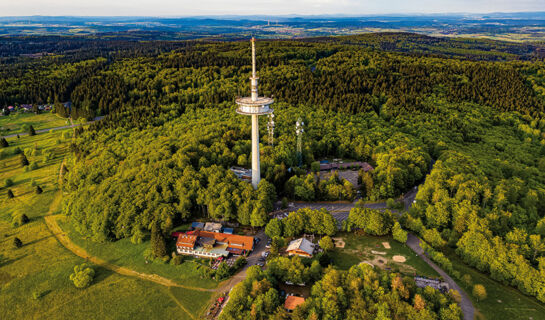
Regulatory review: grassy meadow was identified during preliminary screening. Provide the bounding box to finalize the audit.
[0,119,210,320]
[329,232,440,278]
[57,218,219,289]
[0,112,68,136]
[446,250,545,320]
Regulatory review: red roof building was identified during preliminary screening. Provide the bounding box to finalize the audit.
[284,296,305,312]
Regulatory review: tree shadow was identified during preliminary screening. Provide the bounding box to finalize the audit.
[24,234,55,246]
[0,253,29,268]
[91,265,116,286]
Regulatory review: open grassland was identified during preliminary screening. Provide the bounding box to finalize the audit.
[0,112,68,136]
[58,218,219,290]
[445,250,545,320]
[0,130,210,320]
[329,232,439,278]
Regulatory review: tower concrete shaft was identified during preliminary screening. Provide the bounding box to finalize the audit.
[251,114,260,188]
[235,37,274,190]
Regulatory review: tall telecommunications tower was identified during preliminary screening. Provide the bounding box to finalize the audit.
[236,38,274,189]
[296,117,304,167]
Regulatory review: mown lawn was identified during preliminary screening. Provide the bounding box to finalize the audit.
[0,131,206,320]
[58,218,219,290]
[445,250,545,320]
[330,232,439,278]
[0,112,68,136]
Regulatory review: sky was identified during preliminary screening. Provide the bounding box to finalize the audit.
[0,0,544,16]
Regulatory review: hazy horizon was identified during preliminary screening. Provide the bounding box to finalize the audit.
[1,0,544,17]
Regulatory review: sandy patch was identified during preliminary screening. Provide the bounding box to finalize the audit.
[382,242,391,249]
[371,250,386,255]
[392,255,406,263]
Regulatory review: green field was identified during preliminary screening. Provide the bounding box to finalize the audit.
[57,218,219,289]
[0,128,210,320]
[329,232,439,278]
[0,112,69,136]
[445,250,545,320]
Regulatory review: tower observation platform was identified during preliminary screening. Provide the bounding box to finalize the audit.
[236,37,274,189]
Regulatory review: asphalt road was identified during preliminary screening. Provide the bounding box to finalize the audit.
[407,234,474,320]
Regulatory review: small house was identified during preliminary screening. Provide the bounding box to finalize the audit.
[204,222,223,233]
[286,238,315,258]
[284,296,305,312]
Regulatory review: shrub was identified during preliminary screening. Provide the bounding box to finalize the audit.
[461,274,472,287]
[12,147,22,155]
[12,213,30,227]
[7,189,14,198]
[0,138,8,148]
[5,178,14,187]
[151,224,167,258]
[311,161,320,173]
[170,254,184,266]
[281,197,288,209]
[13,237,23,248]
[69,263,95,288]
[215,261,231,280]
[319,236,334,251]
[392,221,408,243]
[29,125,36,136]
[35,185,43,194]
[20,154,29,166]
[472,284,487,301]
[233,257,247,271]
[29,162,38,171]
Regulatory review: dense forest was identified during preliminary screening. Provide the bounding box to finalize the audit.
[2,32,545,302]
[221,263,462,320]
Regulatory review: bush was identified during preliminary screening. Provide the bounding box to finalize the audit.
[69,263,95,288]
[29,125,36,136]
[392,222,408,243]
[13,237,23,248]
[281,197,288,209]
[311,161,321,173]
[0,138,8,148]
[12,213,30,227]
[472,284,487,301]
[233,256,247,270]
[12,147,22,155]
[20,154,29,166]
[7,189,14,198]
[319,236,334,251]
[170,254,184,266]
[5,178,14,187]
[461,274,472,287]
[35,185,43,194]
[216,261,231,280]
[29,162,39,171]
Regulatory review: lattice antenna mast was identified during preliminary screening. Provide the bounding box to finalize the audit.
[296,117,304,167]
[267,113,275,146]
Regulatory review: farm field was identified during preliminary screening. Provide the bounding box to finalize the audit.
[329,232,440,278]
[0,112,69,136]
[0,127,210,320]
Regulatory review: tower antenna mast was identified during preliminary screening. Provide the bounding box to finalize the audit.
[235,38,275,189]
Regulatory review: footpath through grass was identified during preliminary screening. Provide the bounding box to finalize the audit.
[0,130,208,320]
[57,218,219,290]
